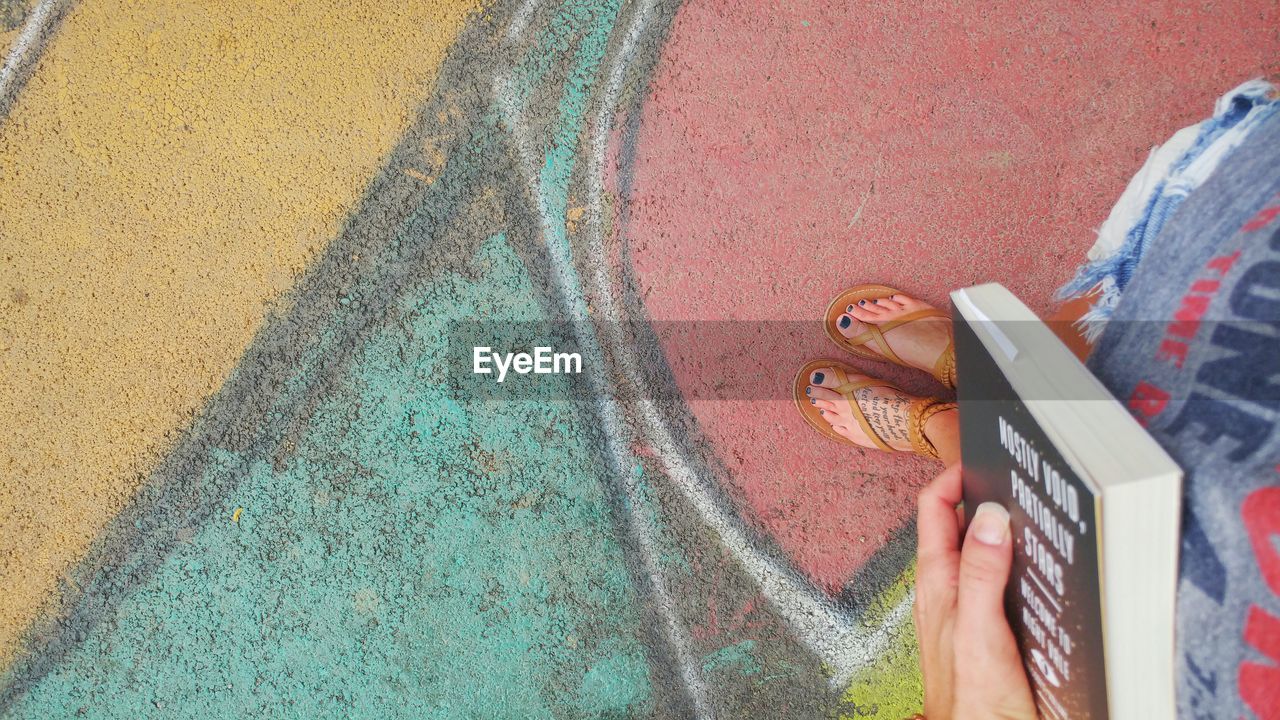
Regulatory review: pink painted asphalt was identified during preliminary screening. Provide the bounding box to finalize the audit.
[619,0,1280,592]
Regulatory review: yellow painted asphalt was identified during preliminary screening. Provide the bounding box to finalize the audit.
[0,0,477,669]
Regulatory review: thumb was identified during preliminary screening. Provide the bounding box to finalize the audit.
[953,503,1038,718]
[956,502,1014,633]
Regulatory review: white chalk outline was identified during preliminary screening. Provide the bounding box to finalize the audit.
[504,0,542,43]
[579,0,915,689]
[0,0,65,115]
[498,5,714,718]
[501,0,916,697]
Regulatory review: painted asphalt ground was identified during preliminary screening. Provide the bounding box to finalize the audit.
[0,0,478,676]
[623,0,1280,590]
[3,1,872,717]
[2,0,1278,718]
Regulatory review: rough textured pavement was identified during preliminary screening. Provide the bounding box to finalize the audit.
[1,0,1277,717]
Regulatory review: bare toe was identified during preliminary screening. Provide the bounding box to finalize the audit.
[809,367,843,389]
[846,304,879,326]
[830,424,857,441]
[799,364,920,453]
[831,290,953,379]
[806,383,842,408]
[807,367,861,428]
[808,375,849,422]
[853,299,888,317]
[889,293,925,311]
[835,312,861,337]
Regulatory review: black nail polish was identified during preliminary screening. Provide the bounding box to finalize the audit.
[858,300,865,306]
[871,298,879,304]
[846,304,854,312]
[810,398,816,405]
[805,387,811,396]
[819,409,825,415]
[838,316,851,329]
[812,372,825,384]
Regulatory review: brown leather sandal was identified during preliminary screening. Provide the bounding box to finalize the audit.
[793,359,956,459]
[823,284,957,389]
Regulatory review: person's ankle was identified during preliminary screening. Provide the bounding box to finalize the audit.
[923,407,960,467]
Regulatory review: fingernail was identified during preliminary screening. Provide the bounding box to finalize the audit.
[846,304,854,312]
[805,387,811,396]
[838,316,851,329]
[971,503,1010,545]
[812,372,825,384]
[809,398,816,405]
[858,300,865,306]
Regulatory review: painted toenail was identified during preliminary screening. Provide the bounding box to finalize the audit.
[846,304,854,312]
[805,387,811,396]
[812,372,825,384]
[871,298,879,304]
[838,316,851,329]
[858,300,865,306]
[819,409,825,415]
[810,398,816,405]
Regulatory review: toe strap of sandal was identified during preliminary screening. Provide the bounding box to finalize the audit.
[845,309,944,367]
[845,324,908,368]
[908,399,958,459]
[844,308,957,389]
[829,366,898,453]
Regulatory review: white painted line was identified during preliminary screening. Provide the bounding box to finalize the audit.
[634,394,914,685]
[580,0,916,687]
[0,0,65,110]
[494,57,715,719]
[504,0,542,44]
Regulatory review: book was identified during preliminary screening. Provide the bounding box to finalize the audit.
[951,283,1183,720]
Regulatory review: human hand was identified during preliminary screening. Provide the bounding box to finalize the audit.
[913,464,1038,720]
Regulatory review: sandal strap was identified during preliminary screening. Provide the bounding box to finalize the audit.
[844,325,908,367]
[842,308,950,373]
[830,365,851,388]
[874,307,949,334]
[829,368,898,453]
[931,340,957,389]
[909,399,958,459]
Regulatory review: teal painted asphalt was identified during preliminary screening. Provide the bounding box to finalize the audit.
[6,235,654,719]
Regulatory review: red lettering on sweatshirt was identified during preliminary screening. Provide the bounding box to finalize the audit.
[1242,196,1280,233]
[1127,381,1170,425]
[1240,488,1280,719]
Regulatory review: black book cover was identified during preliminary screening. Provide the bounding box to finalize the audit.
[953,306,1109,720]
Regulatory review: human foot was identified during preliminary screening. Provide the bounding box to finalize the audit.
[793,360,956,459]
[824,285,956,388]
